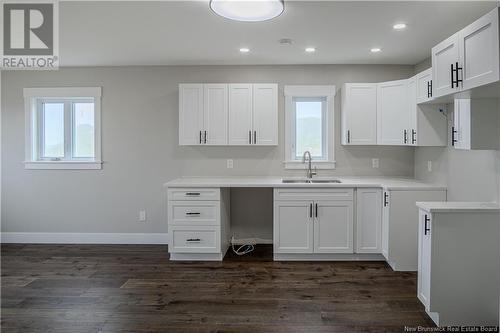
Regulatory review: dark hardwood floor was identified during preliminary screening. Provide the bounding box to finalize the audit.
[1,244,434,333]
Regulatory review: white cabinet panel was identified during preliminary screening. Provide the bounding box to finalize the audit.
[274,201,314,253]
[377,79,409,145]
[179,84,204,145]
[253,84,278,145]
[407,76,417,146]
[416,68,433,104]
[228,84,253,145]
[432,34,460,98]
[170,225,220,253]
[460,8,500,90]
[203,84,228,145]
[417,209,432,308]
[314,200,353,253]
[356,189,382,253]
[341,83,377,145]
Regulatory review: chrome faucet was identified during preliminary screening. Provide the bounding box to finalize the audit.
[302,151,317,179]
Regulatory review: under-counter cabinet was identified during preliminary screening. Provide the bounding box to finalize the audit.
[417,205,500,326]
[273,188,354,258]
[432,7,500,98]
[341,83,377,145]
[355,188,382,253]
[452,98,500,150]
[228,84,278,145]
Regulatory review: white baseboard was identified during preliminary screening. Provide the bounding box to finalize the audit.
[0,232,169,244]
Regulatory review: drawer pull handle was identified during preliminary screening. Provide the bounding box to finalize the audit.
[185,212,201,215]
[186,238,201,242]
[185,192,201,196]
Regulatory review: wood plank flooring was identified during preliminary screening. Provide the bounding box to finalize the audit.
[1,244,434,332]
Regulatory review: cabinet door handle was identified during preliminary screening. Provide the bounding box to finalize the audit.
[315,203,318,218]
[199,131,202,144]
[185,192,201,196]
[347,130,351,143]
[427,81,431,98]
[186,238,201,242]
[249,130,252,144]
[204,130,207,144]
[451,63,455,88]
[254,131,257,144]
[424,215,431,235]
[412,129,416,145]
[455,62,463,86]
[404,129,408,144]
[383,192,389,207]
[185,212,201,215]
[429,80,432,97]
[451,126,458,146]
[309,203,313,218]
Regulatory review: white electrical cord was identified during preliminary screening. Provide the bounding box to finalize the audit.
[231,235,256,256]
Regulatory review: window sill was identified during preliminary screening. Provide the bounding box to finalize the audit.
[24,161,103,170]
[283,160,336,170]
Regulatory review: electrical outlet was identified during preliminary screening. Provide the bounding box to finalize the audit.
[227,159,233,169]
[139,210,146,222]
[427,161,432,172]
[372,158,379,169]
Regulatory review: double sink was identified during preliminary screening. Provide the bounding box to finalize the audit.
[282,178,341,184]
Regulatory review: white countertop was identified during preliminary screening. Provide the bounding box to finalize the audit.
[164,176,447,191]
[416,201,500,213]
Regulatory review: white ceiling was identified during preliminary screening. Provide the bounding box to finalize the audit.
[60,1,499,67]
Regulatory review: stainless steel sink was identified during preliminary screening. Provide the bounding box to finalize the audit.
[281,178,341,184]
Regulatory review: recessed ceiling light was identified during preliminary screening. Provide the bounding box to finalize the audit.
[370,48,382,53]
[239,47,250,53]
[305,47,316,53]
[210,0,284,22]
[393,23,407,30]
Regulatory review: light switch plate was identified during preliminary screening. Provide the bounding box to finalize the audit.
[427,161,432,172]
[227,159,233,169]
[372,158,379,169]
[139,210,146,222]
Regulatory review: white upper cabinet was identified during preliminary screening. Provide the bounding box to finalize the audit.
[203,84,228,145]
[416,68,433,104]
[377,79,409,145]
[180,83,278,146]
[228,84,253,145]
[253,84,278,145]
[459,7,500,90]
[432,7,500,98]
[407,76,418,146]
[179,84,204,145]
[341,83,377,145]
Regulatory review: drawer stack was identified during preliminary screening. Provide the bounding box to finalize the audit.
[167,188,229,260]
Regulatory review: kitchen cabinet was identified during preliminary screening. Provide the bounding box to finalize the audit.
[381,189,446,271]
[416,68,433,104]
[377,79,409,145]
[180,83,277,146]
[452,98,500,150]
[417,209,433,318]
[341,83,377,145]
[355,188,382,253]
[432,7,500,98]
[273,188,354,255]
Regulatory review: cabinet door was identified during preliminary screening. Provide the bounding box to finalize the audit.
[432,33,460,97]
[228,84,253,145]
[407,76,418,146]
[313,200,353,253]
[179,84,204,145]
[253,84,278,145]
[377,79,409,145]
[416,68,433,104]
[355,189,382,253]
[417,210,432,308]
[274,201,314,253]
[341,83,377,145]
[453,99,471,150]
[381,191,390,260]
[203,84,228,145]
[459,7,500,90]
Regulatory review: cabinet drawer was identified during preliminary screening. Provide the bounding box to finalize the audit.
[168,188,220,201]
[274,188,353,201]
[169,226,220,253]
[169,201,220,226]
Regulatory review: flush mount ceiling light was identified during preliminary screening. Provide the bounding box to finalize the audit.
[210,0,284,22]
[305,47,316,53]
[393,23,407,30]
[239,47,250,53]
[370,47,382,53]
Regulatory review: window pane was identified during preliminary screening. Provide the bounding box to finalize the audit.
[73,102,95,158]
[42,103,65,158]
[295,99,323,158]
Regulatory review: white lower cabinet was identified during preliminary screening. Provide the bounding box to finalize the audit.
[355,188,382,253]
[417,209,432,312]
[273,200,314,253]
[314,200,353,253]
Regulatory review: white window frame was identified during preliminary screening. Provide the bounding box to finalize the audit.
[24,87,102,170]
[284,85,336,169]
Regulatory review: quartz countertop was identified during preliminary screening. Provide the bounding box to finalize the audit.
[416,201,500,213]
[164,176,447,191]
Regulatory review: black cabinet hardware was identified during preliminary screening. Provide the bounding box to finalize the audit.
[347,130,351,143]
[404,129,408,144]
[309,203,313,218]
[451,126,458,146]
[185,212,201,215]
[185,192,201,196]
[204,130,207,144]
[199,131,202,144]
[455,62,463,87]
[254,131,257,144]
[427,80,433,98]
[383,192,389,207]
[451,63,455,88]
[315,203,318,218]
[412,129,416,145]
[424,215,431,235]
[249,131,252,144]
[186,238,201,242]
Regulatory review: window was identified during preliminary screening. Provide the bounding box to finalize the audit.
[284,86,335,169]
[24,87,102,169]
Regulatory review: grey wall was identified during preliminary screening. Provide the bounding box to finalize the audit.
[414,60,500,202]
[1,65,417,234]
